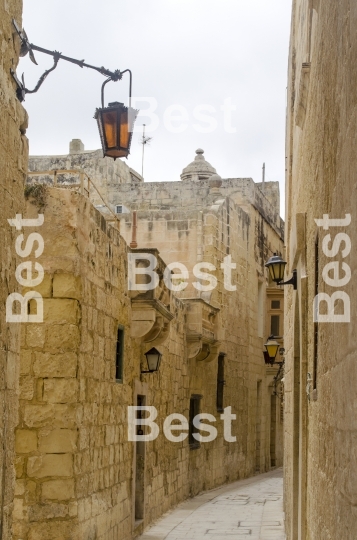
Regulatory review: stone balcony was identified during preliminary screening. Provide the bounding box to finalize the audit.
[184,298,221,362]
[129,248,174,346]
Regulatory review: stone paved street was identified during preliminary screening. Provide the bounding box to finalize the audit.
[138,469,285,540]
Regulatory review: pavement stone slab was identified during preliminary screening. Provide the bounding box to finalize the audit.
[137,469,286,540]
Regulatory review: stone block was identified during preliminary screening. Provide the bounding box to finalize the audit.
[20,375,34,400]
[16,430,37,454]
[41,479,75,501]
[39,429,77,453]
[43,378,78,403]
[33,351,77,378]
[15,456,25,478]
[28,503,69,521]
[27,454,73,478]
[28,520,77,540]
[46,324,80,350]
[30,298,80,324]
[23,273,52,298]
[20,350,32,375]
[26,325,46,348]
[24,404,77,428]
[13,498,26,521]
[53,273,82,300]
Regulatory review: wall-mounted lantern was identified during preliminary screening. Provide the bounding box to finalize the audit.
[141,347,162,374]
[265,253,297,290]
[11,19,138,160]
[264,335,280,365]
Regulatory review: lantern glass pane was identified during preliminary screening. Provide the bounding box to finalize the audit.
[269,265,276,281]
[120,110,129,150]
[102,110,118,149]
[265,338,279,359]
[263,351,272,364]
[147,353,159,371]
[277,263,285,281]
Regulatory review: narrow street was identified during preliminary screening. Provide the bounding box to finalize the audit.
[138,469,285,540]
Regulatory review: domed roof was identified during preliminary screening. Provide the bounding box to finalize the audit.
[180,149,217,181]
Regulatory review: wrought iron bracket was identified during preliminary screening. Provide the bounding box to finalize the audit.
[273,360,285,396]
[277,269,297,290]
[11,18,126,102]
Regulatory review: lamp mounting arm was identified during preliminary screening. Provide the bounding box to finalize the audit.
[11,19,125,102]
[277,269,297,290]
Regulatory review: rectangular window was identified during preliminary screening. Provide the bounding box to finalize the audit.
[115,205,123,214]
[115,326,124,382]
[216,355,225,412]
[189,395,202,449]
[270,315,280,337]
[271,300,280,309]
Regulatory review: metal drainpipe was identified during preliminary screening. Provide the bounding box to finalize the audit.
[130,210,138,249]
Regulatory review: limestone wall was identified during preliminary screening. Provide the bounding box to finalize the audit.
[0,1,28,537]
[13,189,137,539]
[118,184,285,483]
[12,178,285,539]
[28,142,141,209]
[285,0,357,538]
[10,189,189,539]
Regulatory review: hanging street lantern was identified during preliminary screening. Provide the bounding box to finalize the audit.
[95,71,138,160]
[11,19,138,160]
[142,347,162,374]
[264,335,280,363]
[264,253,297,290]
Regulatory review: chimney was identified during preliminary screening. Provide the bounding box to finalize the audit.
[69,139,84,154]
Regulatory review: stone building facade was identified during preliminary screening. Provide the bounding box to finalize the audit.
[284,0,357,539]
[22,144,285,539]
[0,1,29,537]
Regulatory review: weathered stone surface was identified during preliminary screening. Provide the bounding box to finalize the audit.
[41,479,75,501]
[24,404,77,428]
[284,2,357,539]
[27,454,73,478]
[28,503,70,521]
[43,378,78,403]
[23,273,53,298]
[53,273,82,300]
[27,520,77,540]
[0,1,28,536]
[15,430,37,454]
[20,350,33,375]
[38,429,77,453]
[33,352,77,378]
[30,298,80,324]
[26,325,46,348]
[46,324,80,350]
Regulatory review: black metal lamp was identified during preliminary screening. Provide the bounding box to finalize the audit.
[95,73,138,160]
[264,335,280,363]
[142,347,162,374]
[11,19,138,160]
[265,253,297,290]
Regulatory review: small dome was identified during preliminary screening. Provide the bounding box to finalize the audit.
[209,174,222,189]
[180,149,217,181]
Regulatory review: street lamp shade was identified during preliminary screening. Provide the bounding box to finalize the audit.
[95,101,138,160]
[264,253,287,283]
[143,347,162,373]
[264,336,280,361]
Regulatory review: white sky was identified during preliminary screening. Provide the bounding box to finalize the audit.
[20,0,292,217]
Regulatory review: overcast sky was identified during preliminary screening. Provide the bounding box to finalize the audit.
[20,0,292,217]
